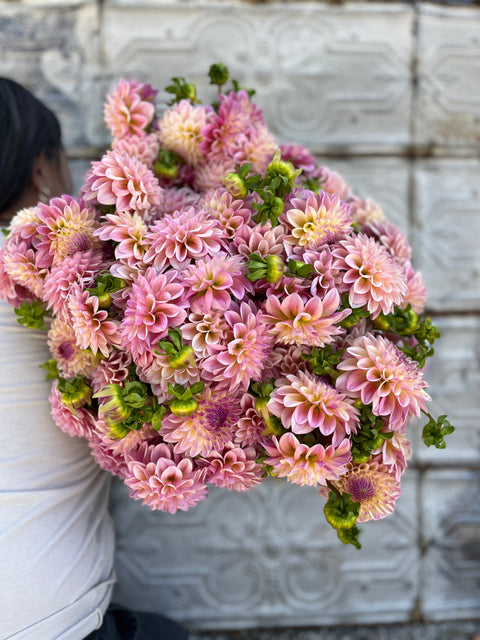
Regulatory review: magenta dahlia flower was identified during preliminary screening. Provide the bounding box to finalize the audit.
[42,250,105,321]
[182,253,249,314]
[124,442,208,513]
[144,207,226,271]
[200,444,262,491]
[202,302,274,392]
[104,78,156,139]
[68,284,121,357]
[161,389,242,458]
[119,267,187,367]
[332,233,408,318]
[263,433,351,487]
[268,371,358,444]
[262,288,350,347]
[336,333,430,429]
[279,144,317,173]
[83,150,162,216]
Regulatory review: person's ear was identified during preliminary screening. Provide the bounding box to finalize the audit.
[30,153,52,203]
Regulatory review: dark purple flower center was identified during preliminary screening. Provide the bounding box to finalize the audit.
[348,476,376,502]
[58,340,76,361]
[205,404,229,433]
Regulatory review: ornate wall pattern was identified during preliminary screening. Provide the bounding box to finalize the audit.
[1,0,479,631]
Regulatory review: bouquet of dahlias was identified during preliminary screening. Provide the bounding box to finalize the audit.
[0,64,453,548]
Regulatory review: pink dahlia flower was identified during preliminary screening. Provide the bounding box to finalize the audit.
[104,78,156,139]
[401,262,427,314]
[232,125,278,173]
[158,100,211,166]
[34,196,99,268]
[199,444,262,491]
[374,431,412,481]
[161,187,201,216]
[336,333,430,430]
[262,288,350,347]
[68,284,121,357]
[193,157,236,193]
[137,351,200,402]
[90,350,132,394]
[260,344,308,380]
[144,207,226,271]
[279,144,317,173]
[365,219,411,266]
[119,268,187,367]
[333,233,408,318]
[83,150,162,216]
[348,196,385,228]
[233,221,285,259]
[200,89,263,160]
[49,381,95,440]
[2,240,46,298]
[95,211,150,267]
[183,253,249,314]
[200,188,252,239]
[0,253,34,307]
[283,190,352,253]
[307,166,351,200]
[124,442,207,513]
[263,433,351,487]
[7,206,41,245]
[202,302,274,392]
[161,389,242,458]
[112,132,160,169]
[182,311,228,358]
[268,371,358,444]
[302,247,345,296]
[48,317,98,378]
[88,430,128,479]
[42,250,105,321]
[329,460,402,523]
[234,394,266,447]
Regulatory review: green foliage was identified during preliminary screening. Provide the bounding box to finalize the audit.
[422,412,455,449]
[324,490,360,530]
[87,272,125,309]
[165,77,197,105]
[350,402,394,463]
[302,344,344,380]
[40,359,60,381]
[14,300,47,331]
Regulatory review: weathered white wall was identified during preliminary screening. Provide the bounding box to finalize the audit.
[1,0,479,630]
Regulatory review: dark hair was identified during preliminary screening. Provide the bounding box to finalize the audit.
[0,77,63,213]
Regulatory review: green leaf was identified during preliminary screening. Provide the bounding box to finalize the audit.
[14,300,47,331]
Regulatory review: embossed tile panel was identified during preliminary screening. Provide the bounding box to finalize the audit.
[110,473,419,629]
[0,2,103,148]
[415,5,480,153]
[410,315,480,466]
[412,159,480,311]
[103,3,414,153]
[420,470,480,621]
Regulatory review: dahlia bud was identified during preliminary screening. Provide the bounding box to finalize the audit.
[94,383,132,425]
[323,490,360,530]
[208,63,229,88]
[266,148,302,191]
[265,254,285,283]
[58,377,92,411]
[170,398,198,416]
[224,172,247,199]
[169,345,196,369]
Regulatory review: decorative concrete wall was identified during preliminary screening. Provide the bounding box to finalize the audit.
[2,0,479,631]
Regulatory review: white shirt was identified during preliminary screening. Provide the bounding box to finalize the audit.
[0,298,115,640]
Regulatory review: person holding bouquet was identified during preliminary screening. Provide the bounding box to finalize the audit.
[0,77,188,640]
